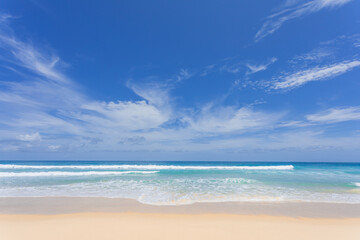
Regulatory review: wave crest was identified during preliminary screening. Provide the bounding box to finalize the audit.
[0,164,294,170]
[0,171,158,177]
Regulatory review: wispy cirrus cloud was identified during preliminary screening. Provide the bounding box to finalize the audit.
[290,48,333,63]
[246,57,277,75]
[183,105,281,134]
[306,106,360,123]
[200,56,278,77]
[173,68,191,83]
[278,106,360,129]
[255,0,353,41]
[0,33,67,83]
[272,60,360,90]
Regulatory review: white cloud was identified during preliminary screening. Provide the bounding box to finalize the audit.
[278,106,360,129]
[80,100,169,131]
[291,48,333,62]
[272,60,360,89]
[207,57,277,75]
[307,106,360,123]
[354,38,360,48]
[0,14,13,24]
[0,36,67,83]
[17,132,41,142]
[184,106,281,134]
[246,57,277,74]
[255,0,353,41]
[0,15,171,149]
[48,145,61,151]
[200,64,216,76]
[278,120,314,128]
[126,81,171,108]
[174,68,191,82]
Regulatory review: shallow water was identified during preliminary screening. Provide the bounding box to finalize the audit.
[0,161,359,205]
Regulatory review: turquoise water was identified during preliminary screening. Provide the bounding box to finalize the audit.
[0,161,359,205]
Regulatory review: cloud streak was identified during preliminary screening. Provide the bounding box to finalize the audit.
[307,106,360,123]
[0,34,67,83]
[255,0,353,41]
[246,57,277,75]
[272,60,360,90]
[184,106,281,134]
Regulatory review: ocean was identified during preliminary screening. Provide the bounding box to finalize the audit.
[0,161,359,205]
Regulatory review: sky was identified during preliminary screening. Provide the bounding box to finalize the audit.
[0,0,360,161]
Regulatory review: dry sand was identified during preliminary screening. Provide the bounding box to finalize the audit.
[0,213,360,240]
[0,197,359,240]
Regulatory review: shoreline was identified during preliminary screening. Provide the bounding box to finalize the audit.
[0,197,359,218]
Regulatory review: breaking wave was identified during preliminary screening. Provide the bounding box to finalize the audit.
[0,171,158,177]
[0,164,294,170]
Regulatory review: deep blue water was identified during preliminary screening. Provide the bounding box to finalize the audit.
[0,161,359,205]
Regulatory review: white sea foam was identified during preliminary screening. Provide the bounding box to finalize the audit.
[354,182,360,187]
[0,164,294,170]
[0,171,158,177]
[1,174,359,204]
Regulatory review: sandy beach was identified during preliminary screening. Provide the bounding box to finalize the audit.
[1,212,360,240]
[0,197,359,240]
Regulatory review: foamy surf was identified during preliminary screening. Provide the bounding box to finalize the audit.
[0,164,294,170]
[0,161,358,204]
[0,171,159,177]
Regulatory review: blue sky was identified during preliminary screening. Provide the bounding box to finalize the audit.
[0,0,360,161]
